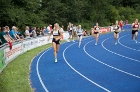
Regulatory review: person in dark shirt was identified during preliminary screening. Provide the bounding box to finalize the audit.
[0,27,11,44]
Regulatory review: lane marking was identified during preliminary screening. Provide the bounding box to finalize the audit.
[102,36,140,63]
[63,42,111,92]
[118,35,140,51]
[83,40,140,79]
[36,48,51,92]
[34,37,91,92]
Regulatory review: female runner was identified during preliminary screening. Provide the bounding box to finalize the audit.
[132,19,139,43]
[76,25,83,48]
[113,20,120,45]
[48,23,62,63]
[93,23,100,45]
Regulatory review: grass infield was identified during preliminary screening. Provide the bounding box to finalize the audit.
[0,43,52,92]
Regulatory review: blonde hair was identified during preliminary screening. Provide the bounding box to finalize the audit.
[54,23,60,30]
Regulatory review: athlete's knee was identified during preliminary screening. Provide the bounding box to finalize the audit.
[54,49,57,53]
[56,50,59,53]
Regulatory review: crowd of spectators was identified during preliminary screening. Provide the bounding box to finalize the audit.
[0,24,53,46]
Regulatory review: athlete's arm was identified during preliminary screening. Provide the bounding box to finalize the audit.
[132,23,135,27]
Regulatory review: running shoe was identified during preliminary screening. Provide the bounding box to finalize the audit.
[78,46,80,48]
[67,39,70,42]
[135,40,138,43]
[55,59,57,63]
[95,43,97,45]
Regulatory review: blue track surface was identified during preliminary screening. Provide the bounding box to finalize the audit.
[30,28,140,92]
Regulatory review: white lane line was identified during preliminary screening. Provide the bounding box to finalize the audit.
[118,35,140,51]
[83,40,140,79]
[63,42,111,92]
[35,38,89,92]
[102,37,140,63]
[36,49,51,92]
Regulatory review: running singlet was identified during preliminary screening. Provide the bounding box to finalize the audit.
[114,26,119,30]
[119,22,123,27]
[77,28,82,35]
[133,23,139,28]
[70,27,72,30]
[95,27,100,32]
[53,30,60,36]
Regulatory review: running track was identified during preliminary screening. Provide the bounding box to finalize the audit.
[30,30,140,92]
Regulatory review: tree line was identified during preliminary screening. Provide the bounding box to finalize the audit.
[0,0,140,31]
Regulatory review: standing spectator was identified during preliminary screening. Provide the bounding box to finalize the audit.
[67,22,74,42]
[36,27,40,36]
[47,24,51,33]
[60,25,64,40]
[43,27,48,35]
[50,25,53,32]
[29,26,33,37]
[40,27,44,36]
[32,27,37,38]
[25,26,32,38]
[42,27,46,35]
[73,25,77,37]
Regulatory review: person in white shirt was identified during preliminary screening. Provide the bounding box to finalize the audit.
[25,26,32,38]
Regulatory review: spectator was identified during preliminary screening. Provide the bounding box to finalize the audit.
[32,27,37,38]
[0,27,12,45]
[50,25,52,31]
[15,27,24,39]
[5,26,15,42]
[29,26,33,37]
[9,26,17,40]
[25,26,32,38]
[36,27,40,36]
[42,27,46,35]
[14,27,23,41]
[40,28,43,36]
[83,30,88,36]
[60,25,64,40]
[47,24,53,34]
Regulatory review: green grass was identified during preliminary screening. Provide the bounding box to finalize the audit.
[0,43,52,92]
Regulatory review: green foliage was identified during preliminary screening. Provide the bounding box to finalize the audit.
[0,0,140,31]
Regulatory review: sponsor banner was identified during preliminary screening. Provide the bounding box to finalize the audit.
[100,27,111,33]
[0,50,5,70]
[38,36,49,46]
[5,43,22,63]
[63,32,69,40]
[22,38,39,52]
